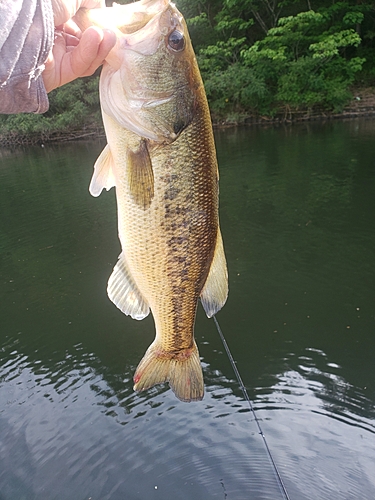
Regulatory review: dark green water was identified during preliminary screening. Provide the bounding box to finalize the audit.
[0,120,374,500]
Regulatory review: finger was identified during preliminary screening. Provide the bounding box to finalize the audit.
[69,26,103,75]
[42,32,67,92]
[82,28,117,75]
[70,27,116,77]
[60,19,82,38]
[63,32,80,48]
[93,29,117,66]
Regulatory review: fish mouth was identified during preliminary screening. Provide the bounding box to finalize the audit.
[78,0,195,142]
[75,1,182,60]
[74,0,172,37]
[98,1,194,143]
[119,5,183,57]
[139,0,170,11]
[118,0,172,35]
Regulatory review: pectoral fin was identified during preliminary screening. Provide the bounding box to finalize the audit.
[127,139,154,209]
[89,144,116,197]
[200,228,228,318]
[107,253,150,320]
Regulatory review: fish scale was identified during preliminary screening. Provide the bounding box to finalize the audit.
[118,112,216,349]
[78,0,228,402]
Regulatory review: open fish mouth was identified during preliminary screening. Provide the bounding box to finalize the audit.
[139,0,170,10]
[74,0,172,35]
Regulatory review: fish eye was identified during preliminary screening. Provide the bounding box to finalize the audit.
[168,30,185,52]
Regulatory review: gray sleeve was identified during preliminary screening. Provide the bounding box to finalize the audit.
[0,0,54,114]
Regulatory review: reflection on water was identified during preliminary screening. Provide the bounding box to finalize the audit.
[256,358,375,499]
[0,120,374,499]
[0,335,282,500]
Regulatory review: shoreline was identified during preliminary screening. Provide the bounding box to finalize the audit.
[213,87,375,127]
[1,87,375,147]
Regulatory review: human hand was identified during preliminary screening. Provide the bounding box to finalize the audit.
[43,0,116,92]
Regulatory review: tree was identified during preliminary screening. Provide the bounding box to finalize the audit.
[243,10,365,113]
[189,0,370,118]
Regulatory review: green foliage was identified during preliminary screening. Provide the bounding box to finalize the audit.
[194,3,369,118]
[203,62,268,116]
[309,29,361,59]
[241,9,365,112]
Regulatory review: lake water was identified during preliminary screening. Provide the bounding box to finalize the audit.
[0,119,374,500]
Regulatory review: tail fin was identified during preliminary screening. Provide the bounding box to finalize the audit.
[133,341,204,402]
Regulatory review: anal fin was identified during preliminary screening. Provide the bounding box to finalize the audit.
[200,228,228,318]
[107,253,149,320]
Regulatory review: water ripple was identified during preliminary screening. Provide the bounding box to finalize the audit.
[0,342,287,499]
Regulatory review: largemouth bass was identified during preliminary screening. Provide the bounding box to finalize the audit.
[75,0,228,402]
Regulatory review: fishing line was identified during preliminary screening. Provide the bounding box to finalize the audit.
[212,315,291,500]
